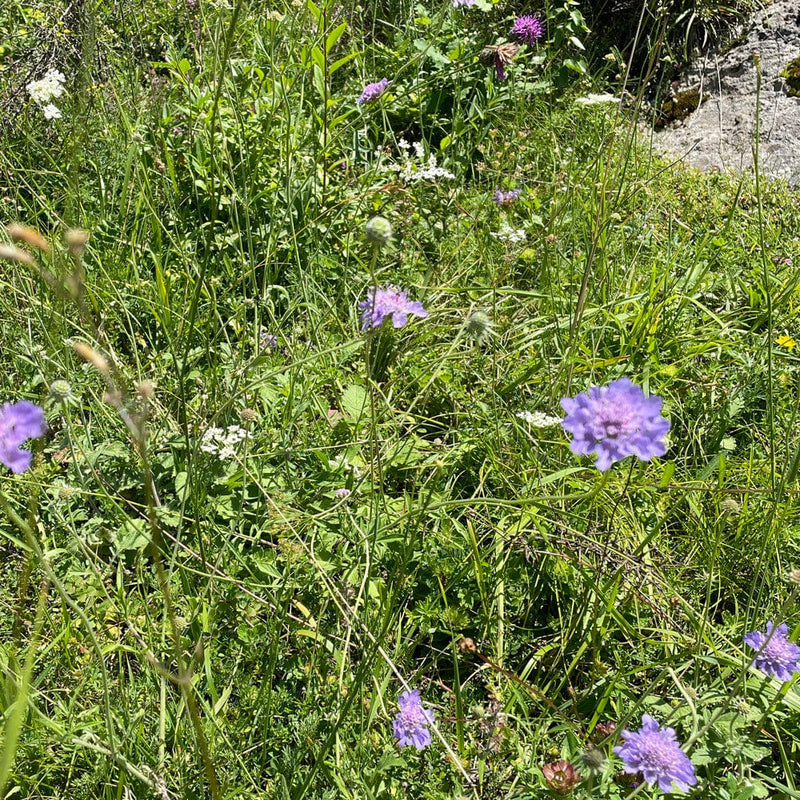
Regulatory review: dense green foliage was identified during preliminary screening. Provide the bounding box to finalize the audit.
[0,0,799,798]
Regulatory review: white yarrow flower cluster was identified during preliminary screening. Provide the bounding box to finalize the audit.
[27,69,66,119]
[200,425,248,459]
[377,139,455,184]
[516,410,562,428]
[491,224,527,244]
[574,92,620,106]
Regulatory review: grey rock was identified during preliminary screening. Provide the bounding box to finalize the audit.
[651,0,800,187]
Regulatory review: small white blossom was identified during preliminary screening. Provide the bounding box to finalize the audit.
[377,140,455,184]
[200,425,248,459]
[574,92,620,106]
[27,69,66,106]
[43,104,61,120]
[516,410,562,428]
[491,224,527,244]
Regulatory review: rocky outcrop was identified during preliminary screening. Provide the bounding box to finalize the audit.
[650,0,800,187]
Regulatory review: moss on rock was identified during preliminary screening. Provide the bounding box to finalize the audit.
[781,56,800,97]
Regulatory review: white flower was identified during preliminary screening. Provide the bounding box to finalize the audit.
[516,410,562,428]
[200,424,248,459]
[490,224,526,244]
[43,104,61,120]
[376,140,455,184]
[27,69,66,106]
[574,92,620,106]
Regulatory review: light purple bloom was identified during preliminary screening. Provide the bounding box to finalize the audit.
[0,401,47,474]
[334,488,352,499]
[260,329,278,349]
[614,714,696,794]
[452,0,475,7]
[356,78,390,105]
[359,285,428,331]
[744,622,800,681]
[560,378,670,472]
[393,689,434,750]
[511,15,544,45]
[492,189,521,207]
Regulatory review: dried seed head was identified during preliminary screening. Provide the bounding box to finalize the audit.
[72,341,109,372]
[65,228,89,257]
[135,381,156,400]
[0,243,36,266]
[720,497,741,516]
[239,407,258,421]
[457,636,477,654]
[466,310,495,342]
[7,223,51,253]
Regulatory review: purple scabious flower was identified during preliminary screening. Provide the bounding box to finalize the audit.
[356,78,390,105]
[260,329,278,349]
[393,689,434,750]
[744,622,800,681]
[511,15,544,45]
[359,285,428,331]
[0,401,47,474]
[614,714,696,794]
[452,0,475,7]
[560,378,670,472]
[492,188,521,207]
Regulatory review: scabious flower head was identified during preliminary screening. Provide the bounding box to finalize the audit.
[466,310,495,342]
[356,78,390,105]
[365,216,393,246]
[260,329,278,349]
[560,378,670,472]
[393,689,434,750]
[0,401,47,474]
[511,15,544,45]
[492,189,521,207]
[453,0,475,6]
[359,285,428,331]
[744,622,800,681]
[49,380,73,402]
[334,487,352,499]
[613,714,697,794]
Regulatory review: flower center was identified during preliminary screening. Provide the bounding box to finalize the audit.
[640,739,672,772]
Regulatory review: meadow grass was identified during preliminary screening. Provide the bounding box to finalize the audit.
[1,0,800,797]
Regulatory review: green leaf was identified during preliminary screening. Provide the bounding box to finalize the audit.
[341,384,369,423]
[329,51,359,75]
[325,22,347,53]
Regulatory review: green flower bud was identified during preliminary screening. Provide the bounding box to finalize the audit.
[49,379,73,402]
[365,216,392,246]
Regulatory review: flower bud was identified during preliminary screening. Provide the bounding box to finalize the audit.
[365,216,392,246]
[49,379,73,402]
[542,760,581,794]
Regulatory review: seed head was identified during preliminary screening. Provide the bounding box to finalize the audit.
[365,216,393,246]
[49,380,73,402]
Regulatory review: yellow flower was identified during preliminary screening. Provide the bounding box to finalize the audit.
[776,335,797,351]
